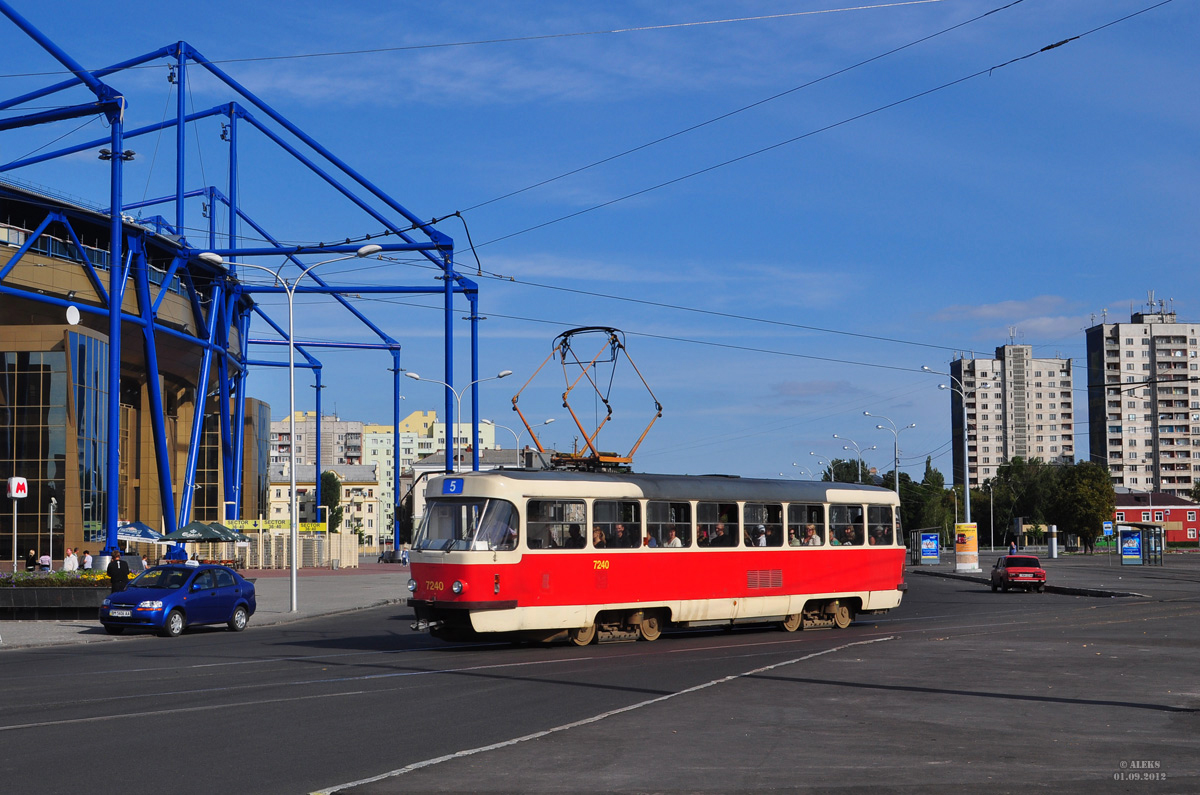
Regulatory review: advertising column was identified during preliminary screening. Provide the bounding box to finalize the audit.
[954,522,979,572]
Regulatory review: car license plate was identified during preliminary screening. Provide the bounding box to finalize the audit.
[1017,574,1031,578]
[109,609,131,618]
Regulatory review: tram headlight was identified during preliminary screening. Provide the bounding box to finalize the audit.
[407,578,417,592]
[451,580,465,594]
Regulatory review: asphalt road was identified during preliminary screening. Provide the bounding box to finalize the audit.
[2,576,1197,794]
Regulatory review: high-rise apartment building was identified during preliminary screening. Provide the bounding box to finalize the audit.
[950,344,1075,489]
[1085,300,1198,497]
[269,412,363,470]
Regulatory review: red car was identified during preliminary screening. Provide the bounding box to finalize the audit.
[990,555,1046,593]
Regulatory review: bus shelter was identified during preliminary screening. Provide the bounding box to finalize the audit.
[1116,521,1164,566]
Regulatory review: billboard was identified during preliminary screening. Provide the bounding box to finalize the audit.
[954,523,979,572]
[920,532,940,565]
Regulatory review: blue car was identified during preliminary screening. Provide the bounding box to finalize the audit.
[100,562,256,637]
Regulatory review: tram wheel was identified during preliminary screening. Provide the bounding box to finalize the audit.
[780,613,802,633]
[638,614,662,642]
[832,602,854,630]
[569,623,597,646]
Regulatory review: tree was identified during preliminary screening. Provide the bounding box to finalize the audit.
[320,470,344,532]
[881,470,921,533]
[821,458,866,484]
[915,457,949,539]
[1048,461,1115,553]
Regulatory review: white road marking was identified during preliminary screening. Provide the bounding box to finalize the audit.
[312,636,895,794]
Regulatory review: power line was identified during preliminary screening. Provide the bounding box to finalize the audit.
[0,2,949,79]
[473,0,1178,250]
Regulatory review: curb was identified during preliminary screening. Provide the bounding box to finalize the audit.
[909,568,1148,599]
[0,598,410,651]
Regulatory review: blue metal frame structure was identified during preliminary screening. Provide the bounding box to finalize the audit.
[0,3,482,554]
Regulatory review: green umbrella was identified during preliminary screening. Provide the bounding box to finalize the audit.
[161,521,225,542]
[207,522,252,543]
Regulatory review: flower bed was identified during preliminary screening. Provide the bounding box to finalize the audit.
[0,572,112,619]
[0,571,110,587]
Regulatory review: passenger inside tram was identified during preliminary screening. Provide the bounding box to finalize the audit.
[565,524,586,549]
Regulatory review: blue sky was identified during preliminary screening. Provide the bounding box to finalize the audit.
[2,0,1197,480]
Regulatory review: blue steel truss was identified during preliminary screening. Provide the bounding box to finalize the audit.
[0,2,484,553]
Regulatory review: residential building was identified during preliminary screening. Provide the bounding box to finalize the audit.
[1085,298,1199,496]
[267,463,382,542]
[951,344,1075,489]
[269,412,363,471]
[1114,492,1200,544]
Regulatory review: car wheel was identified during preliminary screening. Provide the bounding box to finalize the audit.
[1001,580,1009,592]
[990,581,998,592]
[1036,584,1045,593]
[160,609,185,638]
[103,625,124,635]
[228,605,249,632]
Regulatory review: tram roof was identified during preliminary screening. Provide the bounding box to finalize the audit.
[434,469,898,505]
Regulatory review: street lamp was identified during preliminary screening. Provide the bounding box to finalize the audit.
[809,451,835,482]
[922,366,972,525]
[406,370,513,473]
[791,462,812,479]
[985,481,994,551]
[864,411,916,502]
[833,434,876,483]
[483,418,554,466]
[199,243,382,613]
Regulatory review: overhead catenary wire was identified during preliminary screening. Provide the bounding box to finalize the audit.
[0,1,950,79]
[471,0,1178,250]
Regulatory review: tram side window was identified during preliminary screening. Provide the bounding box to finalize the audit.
[787,503,825,547]
[593,500,641,548]
[527,499,587,549]
[830,505,865,546]
[647,501,691,548]
[743,503,783,547]
[867,505,894,546]
[697,502,738,547]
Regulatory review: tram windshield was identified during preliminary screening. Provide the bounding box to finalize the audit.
[414,498,519,552]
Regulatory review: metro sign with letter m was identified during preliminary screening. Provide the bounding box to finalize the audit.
[7,477,28,499]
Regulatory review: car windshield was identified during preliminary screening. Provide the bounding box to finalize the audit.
[413,498,518,552]
[128,567,191,590]
[1008,556,1040,568]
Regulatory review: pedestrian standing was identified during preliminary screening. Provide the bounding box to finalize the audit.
[62,547,78,572]
[106,549,131,593]
[38,551,51,571]
[82,550,93,570]
[25,549,36,571]
[1008,539,1017,556]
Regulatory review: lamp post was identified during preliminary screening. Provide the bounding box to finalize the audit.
[864,411,916,502]
[791,462,812,479]
[483,418,554,466]
[832,434,876,483]
[985,481,994,551]
[809,451,834,482]
[47,496,56,563]
[406,370,513,473]
[922,366,972,524]
[199,244,382,613]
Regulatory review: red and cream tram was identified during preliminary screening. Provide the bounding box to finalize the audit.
[407,470,907,644]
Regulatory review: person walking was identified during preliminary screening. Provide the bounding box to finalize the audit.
[25,549,36,571]
[106,549,131,593]
[62,547,78,572]
[81,550,93,570]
